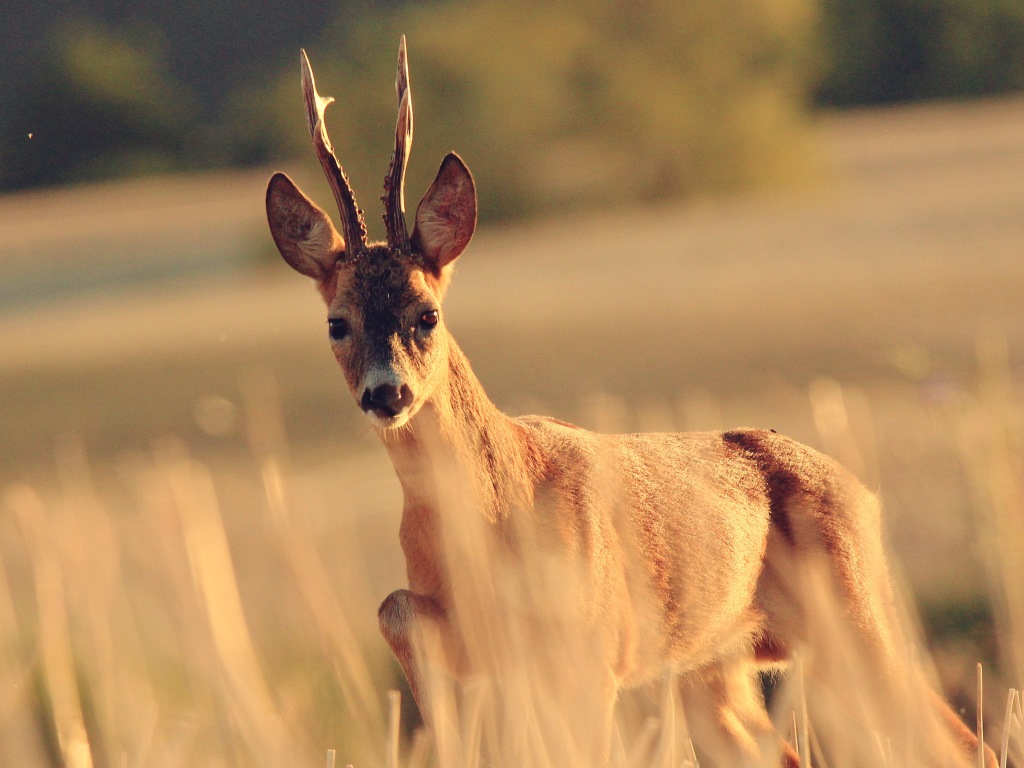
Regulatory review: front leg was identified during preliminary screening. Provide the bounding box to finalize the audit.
[378,589,451,721]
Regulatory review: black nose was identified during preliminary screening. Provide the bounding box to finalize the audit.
[361,383,413,417]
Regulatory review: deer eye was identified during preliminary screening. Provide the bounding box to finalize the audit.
[418,310,439,330]
[327,317,349,341]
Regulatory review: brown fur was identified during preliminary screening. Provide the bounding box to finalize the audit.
[266,42,997,768]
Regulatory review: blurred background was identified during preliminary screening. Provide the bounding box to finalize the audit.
[1,1,1023,766]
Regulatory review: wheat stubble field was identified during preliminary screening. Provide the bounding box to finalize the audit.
[0,98,1022,766]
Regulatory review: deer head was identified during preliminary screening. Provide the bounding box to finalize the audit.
[266,38,477,430]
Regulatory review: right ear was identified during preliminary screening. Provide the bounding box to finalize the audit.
[266,172,345,280]
[411,153,477,272]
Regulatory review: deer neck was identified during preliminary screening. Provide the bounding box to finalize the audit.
[379,338,537,523]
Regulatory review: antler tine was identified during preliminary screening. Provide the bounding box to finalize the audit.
[383,35,413,250]
[300,49,368,253]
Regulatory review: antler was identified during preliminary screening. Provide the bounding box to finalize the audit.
[382,35,413,250]
[300,49,368,253]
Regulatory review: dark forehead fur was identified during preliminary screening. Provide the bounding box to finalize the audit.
[343,244,430,336]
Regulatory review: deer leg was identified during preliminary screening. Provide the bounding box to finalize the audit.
[680,656,795,768]
[761,481,998,768]
[591,668,620,767]
[378,588,450,723]
[824,558,998,767]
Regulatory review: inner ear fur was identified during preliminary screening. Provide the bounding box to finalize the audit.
[266,172,345,280]
[411,153,477,272]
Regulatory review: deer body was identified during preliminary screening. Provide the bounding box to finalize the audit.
[267,40,995,767]
[376,336,885,703]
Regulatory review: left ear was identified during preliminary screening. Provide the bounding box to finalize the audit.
[411,153,477,271]
[266,172,345,280]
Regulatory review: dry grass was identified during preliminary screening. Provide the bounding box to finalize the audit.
[0,97,1023,765]
[1,366,1022,767]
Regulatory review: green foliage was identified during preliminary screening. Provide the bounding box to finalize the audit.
[2,21,197,189]
[9,0,1024,211]
[278,0,820,224]
[816,0,1024,104]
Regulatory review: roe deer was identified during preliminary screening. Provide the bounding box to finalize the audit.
[266,38,997,767]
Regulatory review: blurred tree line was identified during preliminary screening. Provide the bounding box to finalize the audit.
[1,0,1022,219]
[817,0,1024,104]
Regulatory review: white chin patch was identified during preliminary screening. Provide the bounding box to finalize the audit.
[365,410,411,430]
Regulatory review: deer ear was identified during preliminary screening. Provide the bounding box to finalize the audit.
[266,172,345,280]
[411,153,477,271]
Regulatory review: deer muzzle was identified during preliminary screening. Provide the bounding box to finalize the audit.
[361,382,414,421]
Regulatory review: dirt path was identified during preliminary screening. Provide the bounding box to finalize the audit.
[1,98,1021,376]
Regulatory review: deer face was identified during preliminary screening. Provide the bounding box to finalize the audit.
[323,245,449,429]
[266,43,476,429]
[266,153,477,430]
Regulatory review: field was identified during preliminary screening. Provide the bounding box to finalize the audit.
[1,97,1023,766]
